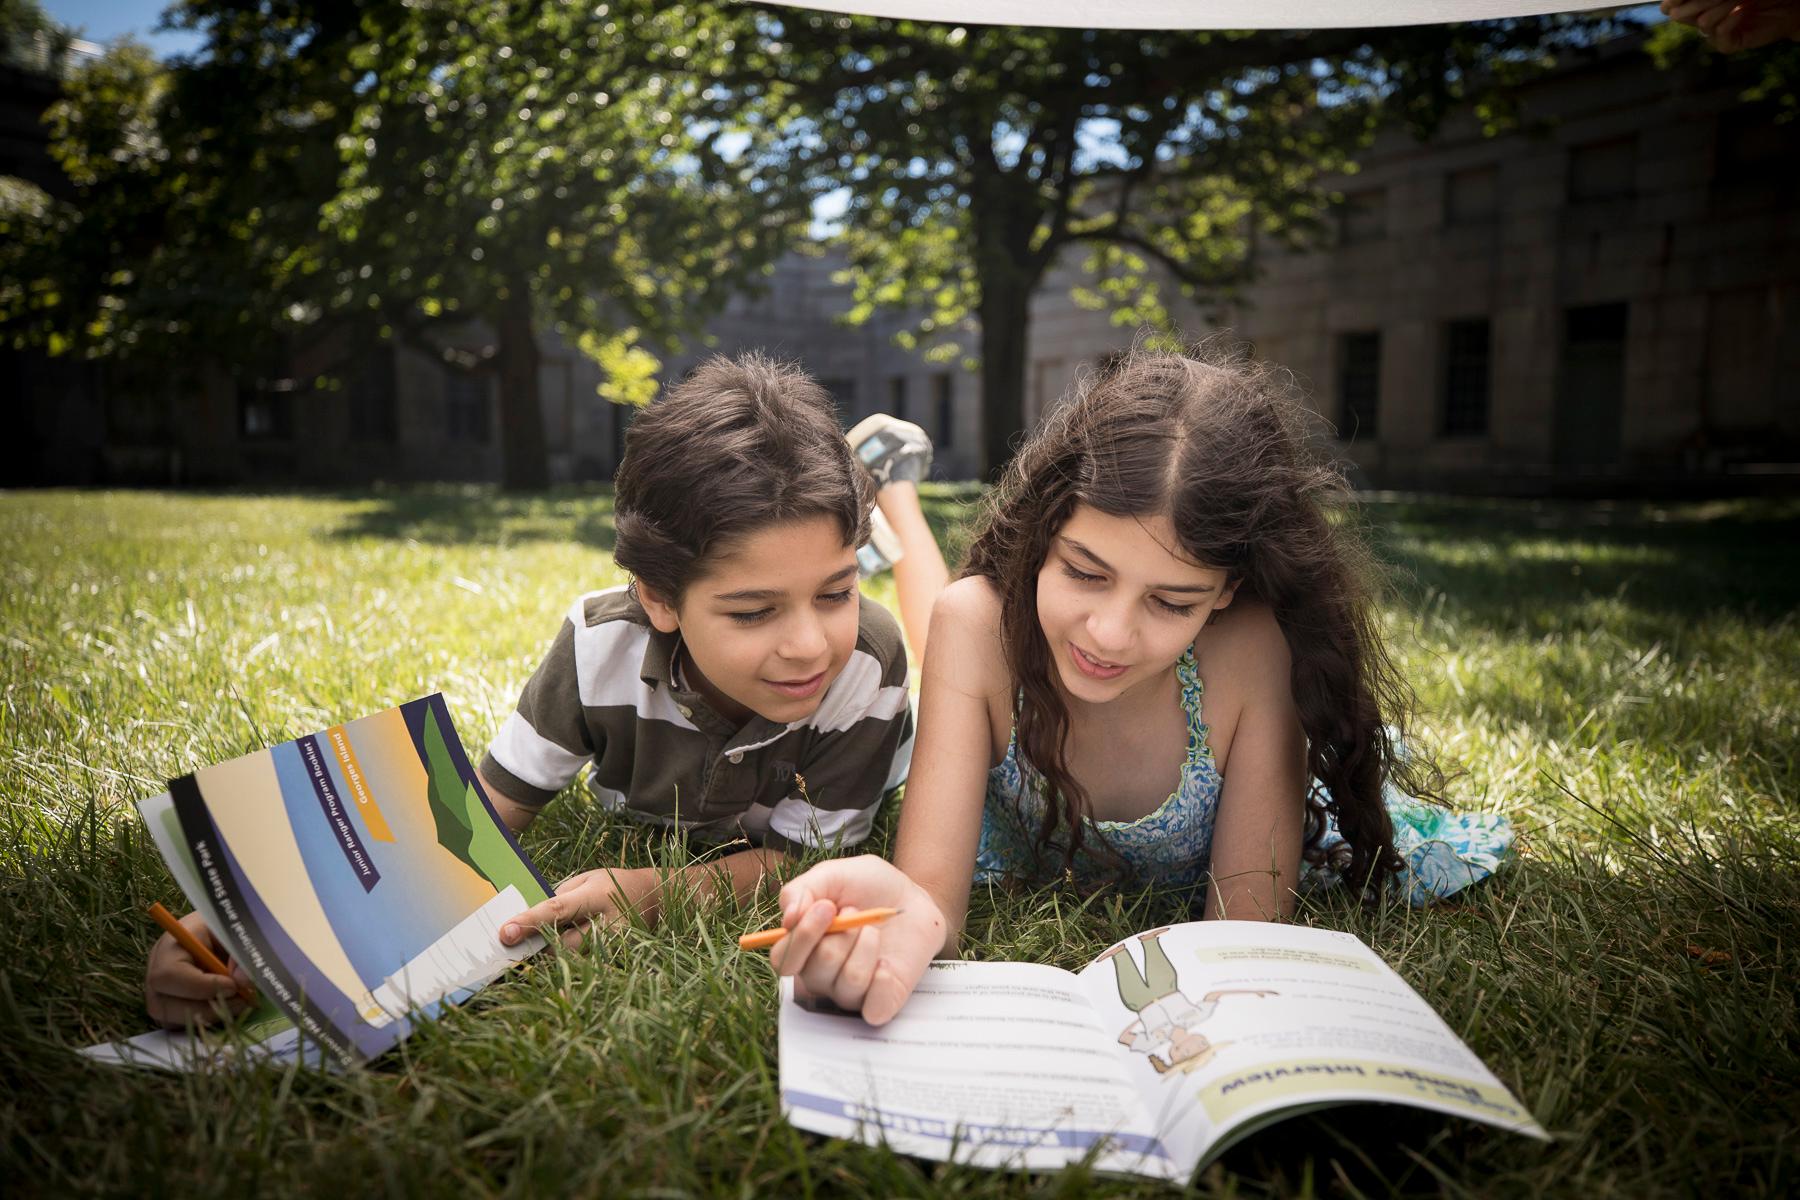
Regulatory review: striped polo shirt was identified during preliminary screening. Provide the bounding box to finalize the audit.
[479,587,914,854]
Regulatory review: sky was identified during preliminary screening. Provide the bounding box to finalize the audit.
[43,1,202,59]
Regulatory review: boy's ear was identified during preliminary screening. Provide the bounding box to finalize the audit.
[636,582,682,633]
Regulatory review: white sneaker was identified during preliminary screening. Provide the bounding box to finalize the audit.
[847,414,934,489]
[857,507,905,579]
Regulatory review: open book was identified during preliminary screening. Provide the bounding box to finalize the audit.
[81,695,551,1071]
[779,921,1546,1180]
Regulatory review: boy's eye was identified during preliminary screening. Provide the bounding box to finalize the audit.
[727,608,774,626]
[820,589,855,606]
[1060,563,1103,584]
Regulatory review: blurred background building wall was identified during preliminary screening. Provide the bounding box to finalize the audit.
[8,35,1796,491]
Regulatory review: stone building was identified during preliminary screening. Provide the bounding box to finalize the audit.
[8,34,1796,490]
[1022,36,1799,491]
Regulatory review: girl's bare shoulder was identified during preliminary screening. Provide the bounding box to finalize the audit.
[927,576,1011,695]
[1194,600,1293,700]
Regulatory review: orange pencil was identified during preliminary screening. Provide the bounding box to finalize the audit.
[737,906,900,951]
[147,901,256,1003]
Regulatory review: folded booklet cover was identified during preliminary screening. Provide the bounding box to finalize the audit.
[82,695,552,1071]
[778,921,1546,1180]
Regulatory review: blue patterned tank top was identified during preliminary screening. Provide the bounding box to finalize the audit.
[973,648,1222,889]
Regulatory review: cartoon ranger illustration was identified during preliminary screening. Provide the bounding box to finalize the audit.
[1099,928,1275,1075]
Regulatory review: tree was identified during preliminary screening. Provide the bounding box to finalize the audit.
[323,0,814,488]
[4,1,815,490]
[744,12,1641,476]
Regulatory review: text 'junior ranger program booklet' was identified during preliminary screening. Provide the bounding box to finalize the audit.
[778,921,1547,1180]
[81,695,552,1071]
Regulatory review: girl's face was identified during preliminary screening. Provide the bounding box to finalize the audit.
[1035,504,1237,707]
[638,514,862,726]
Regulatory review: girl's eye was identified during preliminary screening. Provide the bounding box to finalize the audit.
[727,609,774,626]
[1061,563,1103,584]
[1152,597,1198,618]
[820,589,855,606]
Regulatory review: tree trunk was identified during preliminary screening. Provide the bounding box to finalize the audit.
[976,272,1032,482]
[969,169,1050,481]
[495,274,549,491]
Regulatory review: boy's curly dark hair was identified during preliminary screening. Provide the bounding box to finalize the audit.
[613,353,871,605]
[964,342,1429,897]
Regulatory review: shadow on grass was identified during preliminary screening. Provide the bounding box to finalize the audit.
[1363,496,1800,639]
[322,485,621,550]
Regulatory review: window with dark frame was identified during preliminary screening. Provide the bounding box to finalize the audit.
[444,371,490,444]
[1339,189,1386,244]
[1568,137,1636,203]
[346,347,398,443]
[610,398,635,471]
[820,378,857,424]
[238,380,294,441]
[1441,319,1491,437]
[932,372,953,449]
[1337,331,1381,439]
[889,375,908,421]
[1445,164,1499,226]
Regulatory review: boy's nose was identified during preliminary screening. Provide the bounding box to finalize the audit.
[780,612,829,661]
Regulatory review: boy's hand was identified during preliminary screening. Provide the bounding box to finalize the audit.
[144,910,255,1029]
[499,867,661,949]
[768,855,946,1026]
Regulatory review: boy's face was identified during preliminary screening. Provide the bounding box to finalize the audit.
[1035,504,1236,707]
[639,514,861,726]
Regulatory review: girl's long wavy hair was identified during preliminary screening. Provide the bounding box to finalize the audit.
[964,344,1430,897]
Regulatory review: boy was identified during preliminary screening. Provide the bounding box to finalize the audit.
[143,354,915,1023]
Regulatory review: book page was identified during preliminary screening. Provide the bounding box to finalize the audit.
[779,961,1184,1180]
[1074,922,1546,1171]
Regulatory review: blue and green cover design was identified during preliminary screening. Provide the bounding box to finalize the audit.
[169,695,551,1067]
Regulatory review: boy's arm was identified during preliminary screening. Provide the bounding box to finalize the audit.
[498,846,787,949]
[478,766,542,834]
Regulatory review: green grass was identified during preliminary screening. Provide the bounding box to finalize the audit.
[2,487,1796,1198]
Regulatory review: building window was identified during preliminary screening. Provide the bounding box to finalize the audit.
[346,348,398,443]
[1339,189,1385,244]
[238,381,293,441]
[610,399,636,472]
[1441,319,1491,437]
[888,375,908,421]
[820,378,857,423]
[1445,165,1498,226]
[1713,111,1800,194]
[1568,137,1635,203]
[445,371,490,443]
[1337,331,1381,439]
[932,372,954,449]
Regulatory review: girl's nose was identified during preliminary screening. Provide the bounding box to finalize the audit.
[1086,596,1135,653]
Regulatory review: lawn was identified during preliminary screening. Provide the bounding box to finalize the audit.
[2,487,1795,1198]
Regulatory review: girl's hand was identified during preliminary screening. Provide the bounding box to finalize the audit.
[769,855,946,1026]
[500,866,661,949]
[144,910,255,1029]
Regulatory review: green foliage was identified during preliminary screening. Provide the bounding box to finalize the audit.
[1646,19,1800,123]
[0,2,816,486]
[1,487,1796,1195]
[327,1,810,372]
[748,10,1644,470]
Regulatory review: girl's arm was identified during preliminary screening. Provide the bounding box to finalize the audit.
[771,577,1009,1022]
[892,577,1011,945]
[1201,607,1307,921]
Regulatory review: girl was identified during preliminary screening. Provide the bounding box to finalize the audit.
[778,346,1510,1025]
